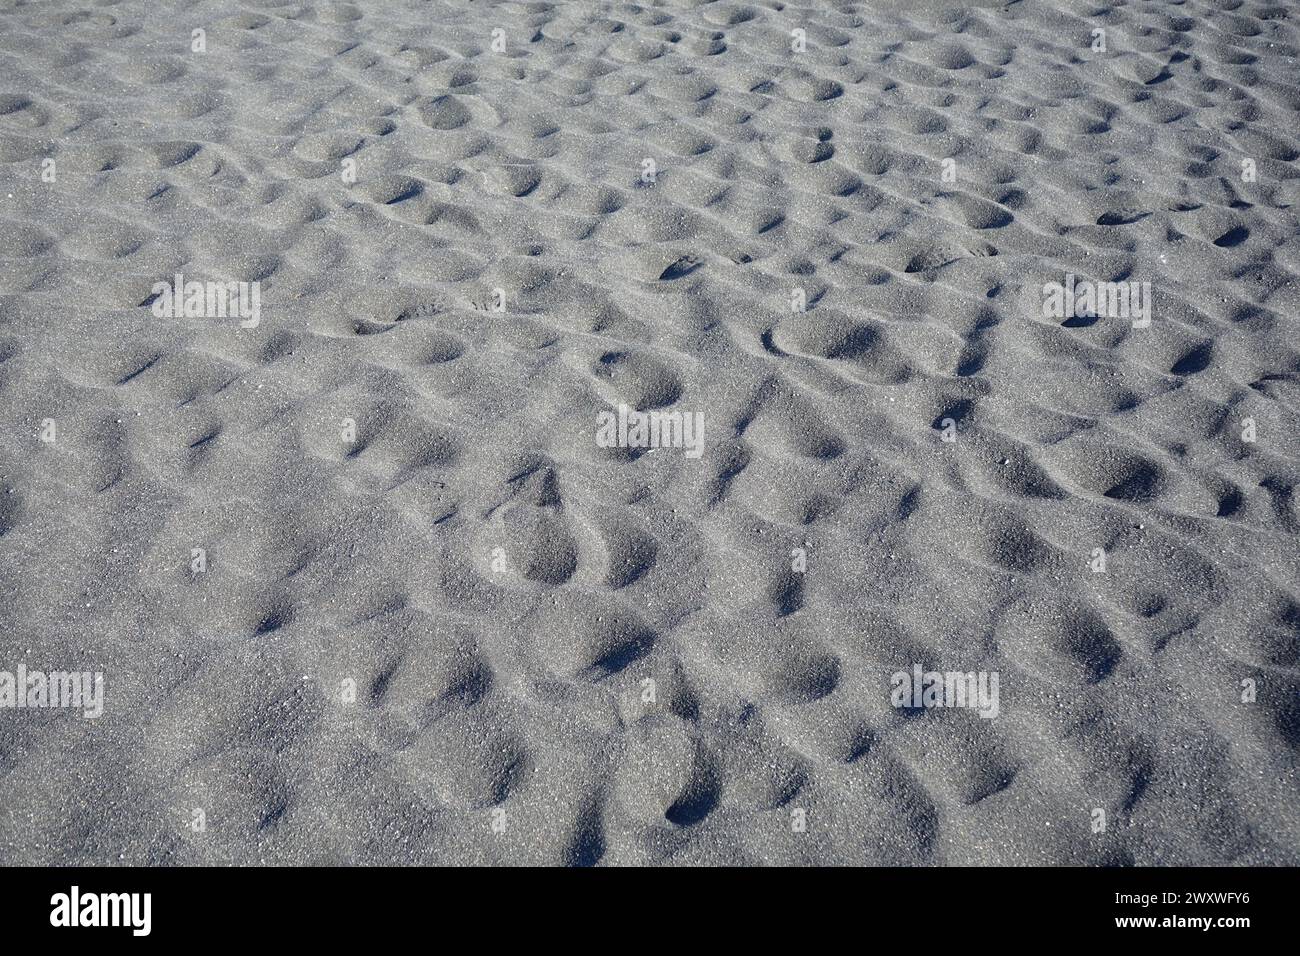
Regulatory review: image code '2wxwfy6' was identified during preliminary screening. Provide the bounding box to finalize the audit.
[0,0,1297,867]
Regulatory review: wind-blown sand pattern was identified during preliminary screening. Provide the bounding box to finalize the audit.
[0,0,1297,865]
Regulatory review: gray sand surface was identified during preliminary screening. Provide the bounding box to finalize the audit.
[0,0,1297,865]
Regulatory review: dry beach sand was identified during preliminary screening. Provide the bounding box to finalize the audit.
[0,0,1298,865]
